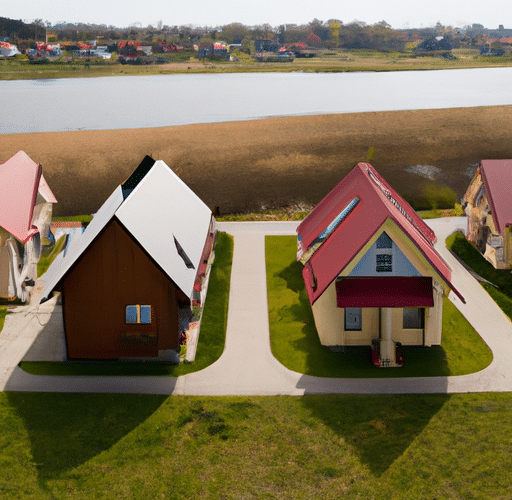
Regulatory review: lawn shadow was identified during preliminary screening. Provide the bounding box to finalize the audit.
[6,392,167,482]
[278,260,305,294]
[302,393,450,476]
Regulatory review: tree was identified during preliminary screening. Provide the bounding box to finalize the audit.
[220,23,250,44]
[328,19,343,43]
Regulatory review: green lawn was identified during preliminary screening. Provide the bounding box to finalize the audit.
[446,231,512,323]
[0,306,6,333]
[20,232,233,377]
[37,235,67,278]
[1,392,512,498]
[266,235,492,378]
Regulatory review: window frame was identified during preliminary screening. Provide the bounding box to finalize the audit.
[125,304,152,325]
[345,307,362,331]
[402,307,425,329]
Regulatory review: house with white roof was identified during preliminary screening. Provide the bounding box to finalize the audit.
[40,156,216,360]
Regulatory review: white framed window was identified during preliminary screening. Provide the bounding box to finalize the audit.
[345,307,362,331]
[126,305,152,324]
[403,308,424,329]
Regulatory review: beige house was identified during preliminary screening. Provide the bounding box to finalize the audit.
[464,159,512,269]
[297,163,464,367]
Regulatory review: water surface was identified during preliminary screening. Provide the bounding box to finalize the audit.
[1,68,512,134]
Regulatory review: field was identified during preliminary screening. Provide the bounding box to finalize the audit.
[1,105,512,217]
[2,392,512,498]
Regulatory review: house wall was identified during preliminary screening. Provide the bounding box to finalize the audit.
[0,228,10,297]
[311,278,443,347]
[62,219,182,359]
[311,220,446,347]
[464,167,512,269]
[505,226,512,267]
[0,245,10,297]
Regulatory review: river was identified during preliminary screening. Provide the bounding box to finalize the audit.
[1,67,512,134]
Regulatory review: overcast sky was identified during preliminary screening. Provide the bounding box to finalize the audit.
[5,0,512,30]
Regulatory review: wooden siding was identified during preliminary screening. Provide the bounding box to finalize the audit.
[62,218,181,359]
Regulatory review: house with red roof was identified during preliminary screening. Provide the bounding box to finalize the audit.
[0,151,57,302]
[296,162,463,367]
[463,159,512,269]
[40,156,216,360]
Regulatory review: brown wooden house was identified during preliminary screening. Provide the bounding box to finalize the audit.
[40,157,216,360]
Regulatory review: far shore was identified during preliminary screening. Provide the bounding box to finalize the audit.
[1,105,511,216]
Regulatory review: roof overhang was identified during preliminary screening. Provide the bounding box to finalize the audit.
[336,277,434,308]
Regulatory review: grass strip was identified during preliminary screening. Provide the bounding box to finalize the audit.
[37,235,67,278]
[0,306,6,333]
[2,392,512,498]
[447,231,512,321]
[20,232,233,377]
[266,235,492,377]
[52,215,93,224]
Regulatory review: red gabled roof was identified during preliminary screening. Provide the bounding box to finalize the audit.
[297,162,460,305]
[479,159,512,234]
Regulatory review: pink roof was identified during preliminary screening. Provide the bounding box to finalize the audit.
[0,151,56,243]
[479,159,512,234]
[39,173,58,203]
[297,163,462,305]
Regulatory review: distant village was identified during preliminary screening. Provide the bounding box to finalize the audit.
[1,16,512,63]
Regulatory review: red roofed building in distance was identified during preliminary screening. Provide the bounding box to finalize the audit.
[296,162,463,367]
[464,159,512,269]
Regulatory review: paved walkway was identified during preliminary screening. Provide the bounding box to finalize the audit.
[2,218,512,394]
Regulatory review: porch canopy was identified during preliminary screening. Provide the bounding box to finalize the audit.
[336,276,434,308]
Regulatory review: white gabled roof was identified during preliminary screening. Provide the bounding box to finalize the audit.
[116,160,212,297]
[40,159,212,302]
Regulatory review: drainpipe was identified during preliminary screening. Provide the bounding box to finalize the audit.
[380,307,396,367]
[6,237,36,303]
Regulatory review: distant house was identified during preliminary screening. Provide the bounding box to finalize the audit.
[463,159,512,269]
[0,151,57,302]
[480,47,505,56]
[197,42,228,59]
[138,45,153,56]
[198,42,213,58]
[415,36,453,54]
[296,163,463,367]
[40,156,216,360]
[0,41,20,57]
[255,39,279,53]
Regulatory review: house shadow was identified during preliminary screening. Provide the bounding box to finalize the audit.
[300,393,450,477]
[6,391,168,482]
[275,256,451,476]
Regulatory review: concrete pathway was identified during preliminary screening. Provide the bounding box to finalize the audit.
[2,218,512,394]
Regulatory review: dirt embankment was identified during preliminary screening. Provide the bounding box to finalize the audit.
[1,106,511,216]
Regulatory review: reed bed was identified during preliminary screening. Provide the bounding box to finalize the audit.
[1,105,511,216]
